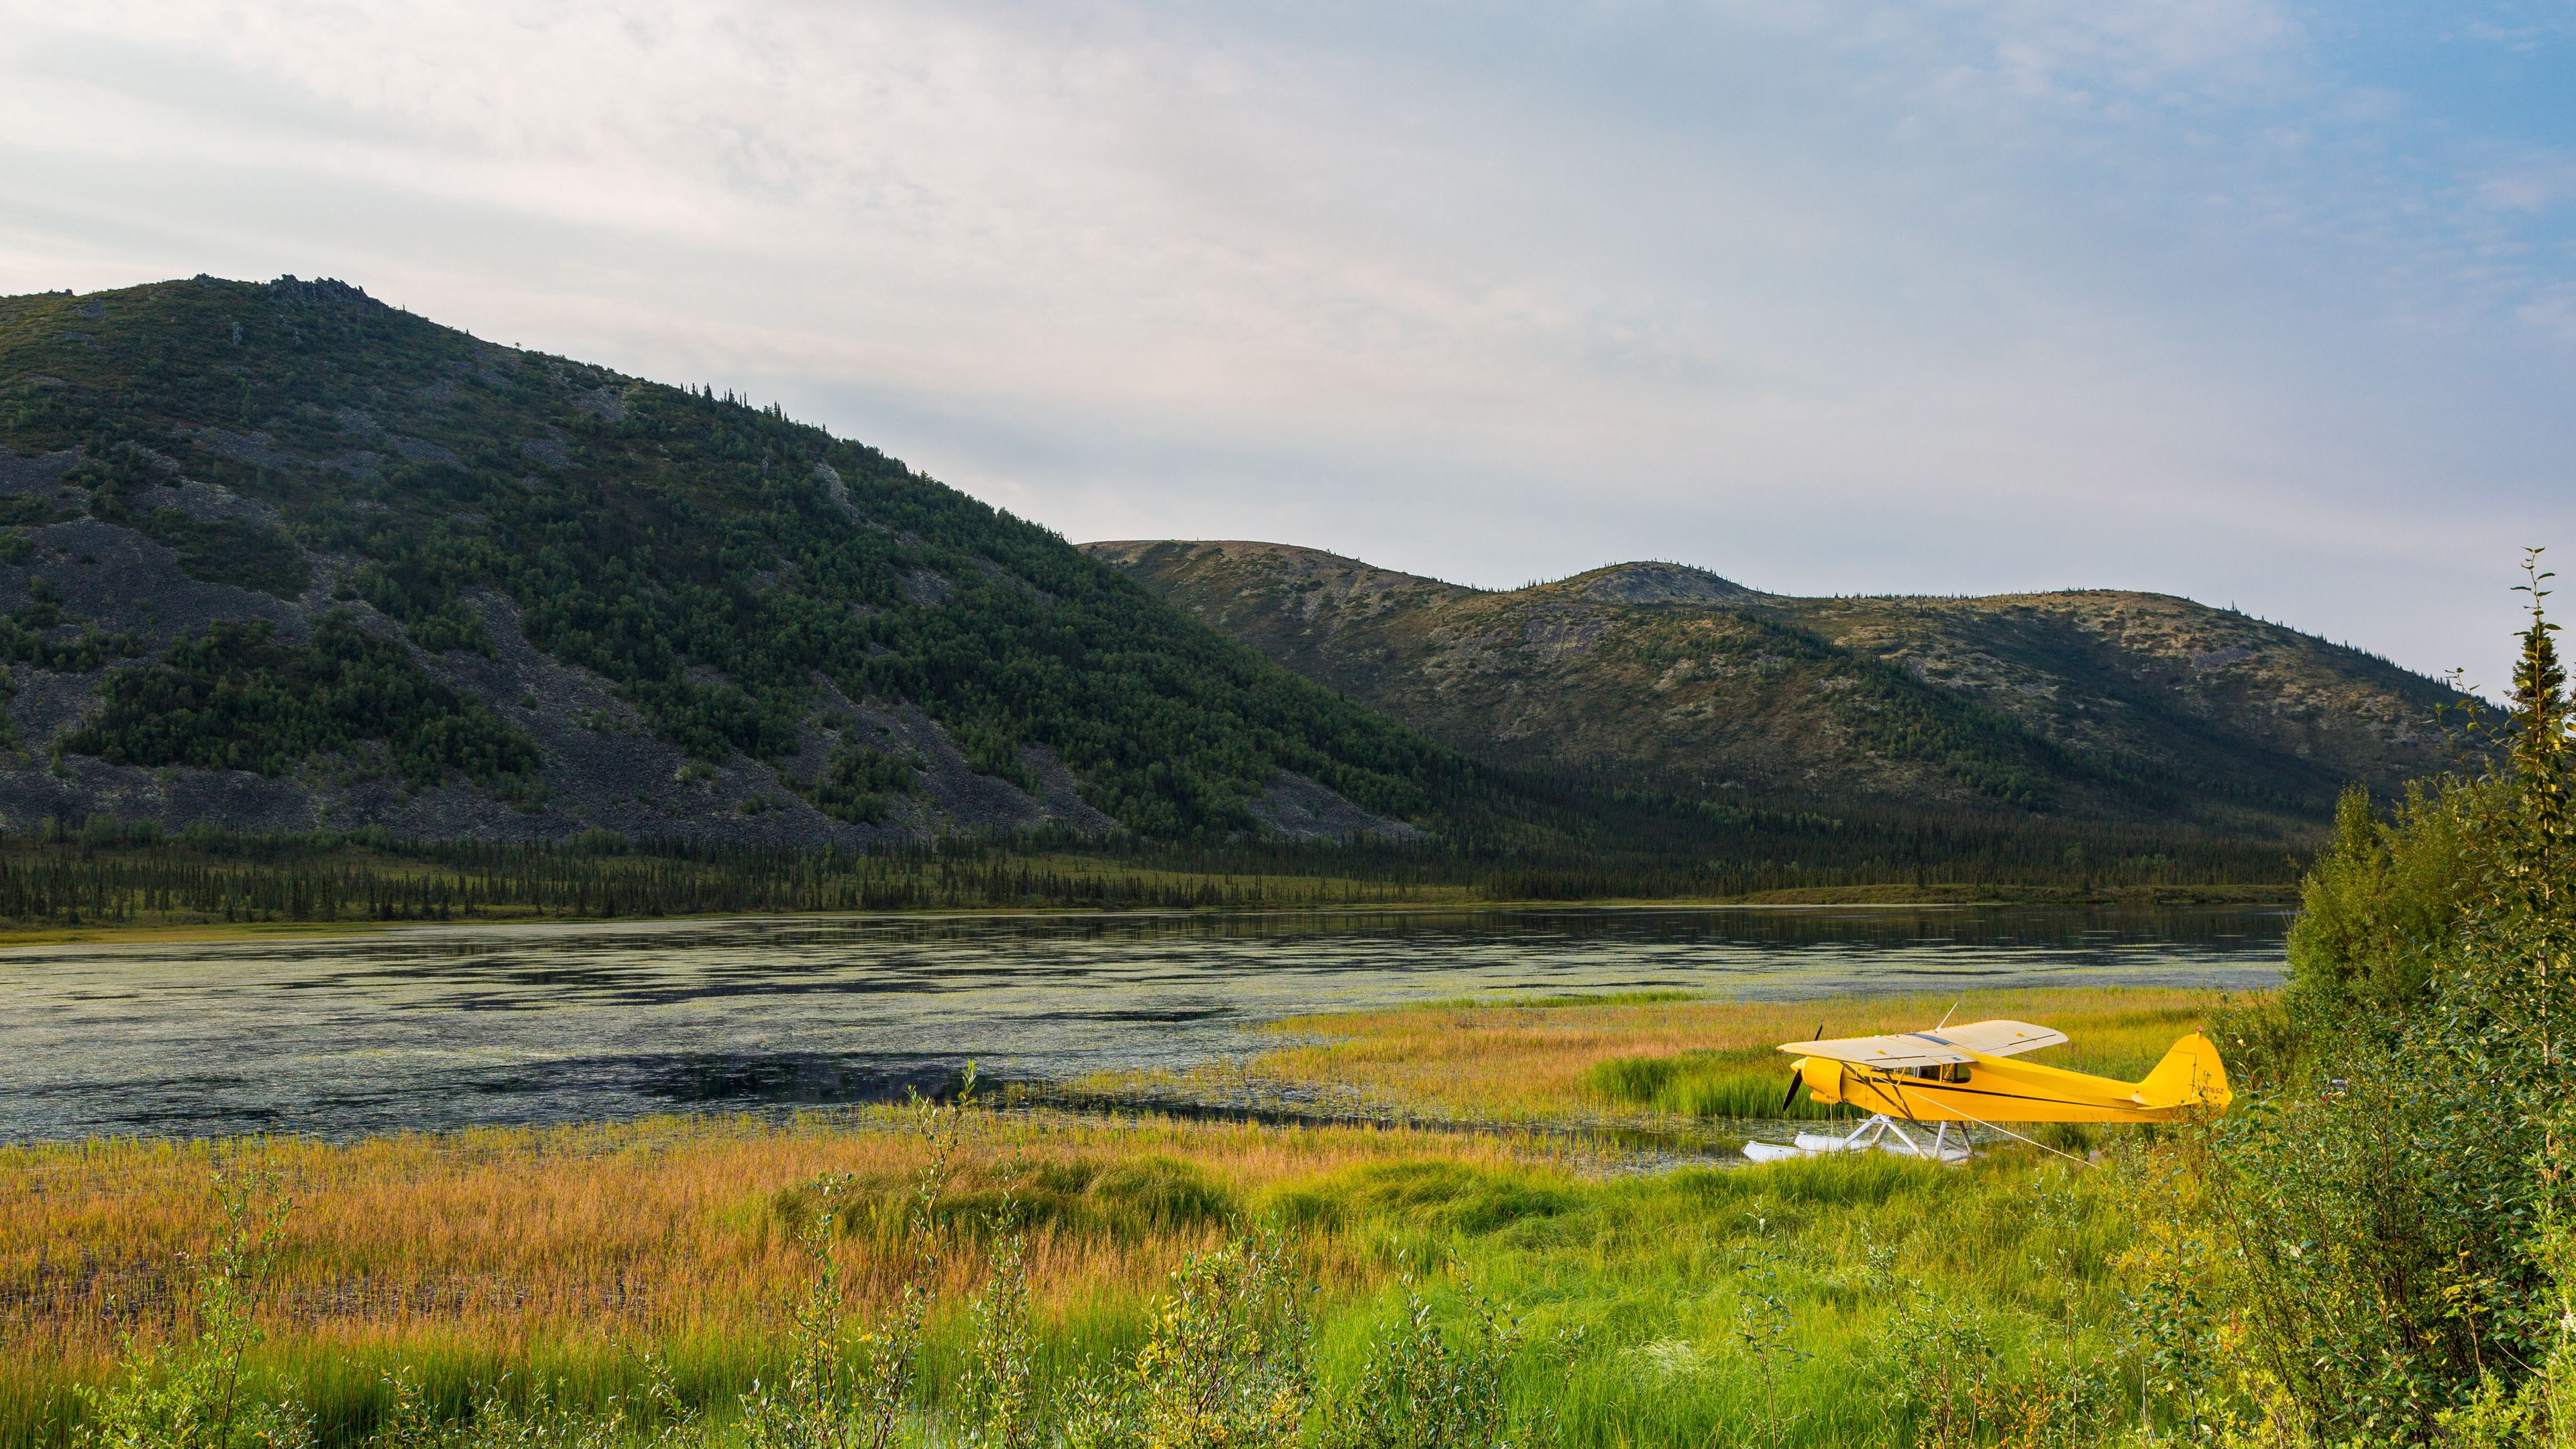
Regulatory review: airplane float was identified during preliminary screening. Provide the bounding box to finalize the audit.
[1740,1016,2231,1164]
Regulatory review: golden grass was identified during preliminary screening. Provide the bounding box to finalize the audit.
[1,988,2232,1379]
[0,995,2250,1449]
[1094,985,2243,1124]
[0,1109,1576,1390]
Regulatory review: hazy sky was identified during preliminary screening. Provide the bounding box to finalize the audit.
[3,2,2570,692]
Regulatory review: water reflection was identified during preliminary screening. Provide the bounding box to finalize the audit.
[0,905,2287,1142]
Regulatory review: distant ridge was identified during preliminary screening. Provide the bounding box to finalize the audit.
[1562,561,1758,604]
[1085,539,2486,832]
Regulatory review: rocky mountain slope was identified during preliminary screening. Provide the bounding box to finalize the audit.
[0,278,1461,844]
[1085,541,2484,832]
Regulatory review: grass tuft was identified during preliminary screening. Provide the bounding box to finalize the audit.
[1585,1051,1859,1120]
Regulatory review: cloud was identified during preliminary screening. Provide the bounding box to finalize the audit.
[0,0,2567,691]
[2477,158,2576,213]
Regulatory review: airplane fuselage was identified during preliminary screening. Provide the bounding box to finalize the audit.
[1794,1032,2229,1125]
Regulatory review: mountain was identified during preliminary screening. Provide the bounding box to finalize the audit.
[0,277,1468,844]
[1083,540,2483,832]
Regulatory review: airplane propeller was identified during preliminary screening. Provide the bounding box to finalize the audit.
[1779,1023,1823,1114]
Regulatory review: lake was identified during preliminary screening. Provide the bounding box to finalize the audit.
[0,904,2288,1142]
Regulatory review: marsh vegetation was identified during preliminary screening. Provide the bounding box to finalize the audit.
[6,1081,2164,1449]
[8,565,2571,1449]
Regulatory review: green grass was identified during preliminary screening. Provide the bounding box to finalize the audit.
[1585,1050,1860,1120]
[3,1109,2168,1449]
[1454,1154,2132,1449]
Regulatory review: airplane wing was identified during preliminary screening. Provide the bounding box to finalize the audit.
[1782,1034,1972,1068]
[1778,1020,2069,1069]
[1922,1020,2070,1058]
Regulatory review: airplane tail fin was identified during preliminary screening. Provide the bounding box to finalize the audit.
[2133,1032,2232,1112]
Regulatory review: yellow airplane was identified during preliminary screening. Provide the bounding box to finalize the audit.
[1741,1017,2231,1164]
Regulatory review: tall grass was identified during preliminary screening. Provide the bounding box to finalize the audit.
[1093,985,2235,1127]
[4,987,2263,1448]
[1585,1051,1858,1120]
[3,1106,2181,1449]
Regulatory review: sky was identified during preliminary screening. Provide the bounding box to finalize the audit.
[1,1,2570,694]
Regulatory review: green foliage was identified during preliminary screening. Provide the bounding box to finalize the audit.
[0,577,144,673]
[1622,610,2085,811]
[761,1083,1320,1449]
[1314,1265,1529,1449]
[74,1175,309,1449]
[350,568,488,656]
[735,1171,902,1449]
[741,1084,976,1449]
[1081,1156,1236,1233]
[0,278,1460,835]
[0,496,60,529]
[1729,1228,1811,1449]
[1108,541,2476,834]
[807,737,918,826]
[126,513,309,601]
[794,1155,1237,1248]
[2188,553,2576,1443]
[1585,1052,1856,1121]
[1269,1163,1574,1238]
[2432,1222,2576,1448]
[63,614,539,793]
[0,279,2401,851]
[69,447,309,600]
[2114,1161,2226,1442]
[1066,1227,1314,1449]
[1875,1291,2002,1449]
[369,1360,695,1449]
[15,1099,2185,1449]
[954,1212,1038,1449]
[2283,783,2476,1022]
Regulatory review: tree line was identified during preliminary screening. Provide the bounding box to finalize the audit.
[0,803,2299,928]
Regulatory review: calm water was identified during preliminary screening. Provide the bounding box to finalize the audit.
[0,906,2288,1142]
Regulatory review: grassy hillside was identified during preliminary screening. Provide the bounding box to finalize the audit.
[1087,540,2479,833]
[0,278,1476,843]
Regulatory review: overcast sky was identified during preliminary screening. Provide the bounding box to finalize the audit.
[3,1,2570,692]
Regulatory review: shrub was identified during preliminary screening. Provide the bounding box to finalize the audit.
[2283,781,2477,1026]
[1316,1265,1528,1449]
[74,1174,309,1449]
[1061,1228,1313,1449]
[2183,555,2576,1441]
